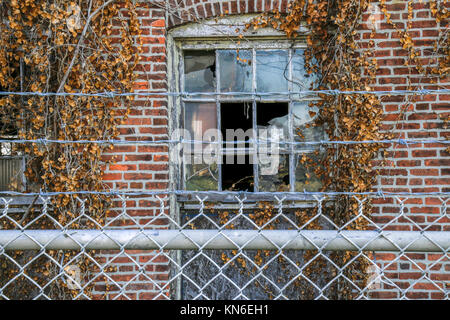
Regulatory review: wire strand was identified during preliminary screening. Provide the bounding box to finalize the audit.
[1,88,449,97]
[0,138,448,145]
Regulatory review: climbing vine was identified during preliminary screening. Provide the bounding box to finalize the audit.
[0,0,142,299]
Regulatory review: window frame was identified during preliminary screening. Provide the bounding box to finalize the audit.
[168,17,323,202]
[0,137,26,191]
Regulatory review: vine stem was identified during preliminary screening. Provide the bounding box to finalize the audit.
[57,0,115,93]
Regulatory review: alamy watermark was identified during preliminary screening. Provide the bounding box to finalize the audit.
[171,123,284,173]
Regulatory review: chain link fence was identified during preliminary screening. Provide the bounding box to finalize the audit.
[0,192,448,300]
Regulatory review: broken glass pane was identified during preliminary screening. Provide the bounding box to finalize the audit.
[257,102,289,151]
[292,101,325,152]
[184,156,219,191]
[219,50,252,94]
[184,51,216,93]
[0,142,12,155]
[256,50,289,93]
[259,154,289,192]
[292,49,318,95]
[294,152,323,192]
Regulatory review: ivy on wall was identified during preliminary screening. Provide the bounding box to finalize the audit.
[0,0,142,299]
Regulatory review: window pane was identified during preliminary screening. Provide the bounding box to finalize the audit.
[219,50,252,93]
[292,49,318,94]
[184,51,216,92]
[184,102,218,156]
[185,102,217,140]
[257,102,289,151]
[259,154,289,192]
[184,157,219,191]
[292,101,325,192]
[294,153,323,192]
[256,50,288,93]
[292,101,325,151]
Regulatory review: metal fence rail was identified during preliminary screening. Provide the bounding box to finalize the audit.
[0,193,448,300]
[1,229,449,251]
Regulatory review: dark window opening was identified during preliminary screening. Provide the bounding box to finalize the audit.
[257,102,289,127]
[222,158,253,191]
[221,102,253,191]
[257,102,290,189]
[221,102,252,138]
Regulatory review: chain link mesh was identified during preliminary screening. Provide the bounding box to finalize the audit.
[0,193,448,300]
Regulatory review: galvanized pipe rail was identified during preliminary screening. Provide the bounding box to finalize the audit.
[0,229,448,252]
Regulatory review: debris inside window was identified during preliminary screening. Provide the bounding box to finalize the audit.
[259,154,290,191]
[184,159,218,191]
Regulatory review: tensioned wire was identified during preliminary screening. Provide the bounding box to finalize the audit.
[0,88,449,97]
[0,138,448,145]
[0,190,449,197]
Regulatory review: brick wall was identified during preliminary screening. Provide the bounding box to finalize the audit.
[94,1,170,300]
[94,0,449,299]
[359,0,449,299]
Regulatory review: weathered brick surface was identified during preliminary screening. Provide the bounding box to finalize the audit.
[93,0,449,299]
[360,0,449,300]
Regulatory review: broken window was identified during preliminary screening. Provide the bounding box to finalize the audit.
[169,18,328,300]
[176,42,325,193]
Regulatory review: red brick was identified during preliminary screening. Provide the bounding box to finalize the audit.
[109,164,137,171]
[124,173,154,180]
[396,160,421,167]
[425,159,450,166]
[410,169,439,176]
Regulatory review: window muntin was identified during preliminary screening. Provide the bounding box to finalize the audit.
[178,42,324,193]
